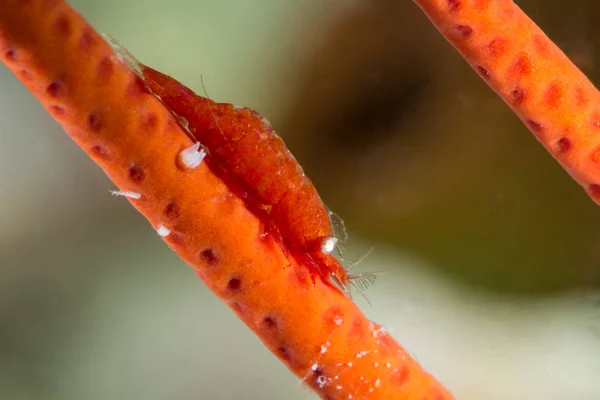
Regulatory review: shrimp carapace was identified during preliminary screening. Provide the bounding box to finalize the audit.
[140,65,352,292]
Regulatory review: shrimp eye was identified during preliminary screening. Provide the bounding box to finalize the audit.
[321,237,338,254]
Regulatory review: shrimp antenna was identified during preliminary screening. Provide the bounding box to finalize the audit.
[349,272,378,292]
[343,246,384,307]
[348,273,378,307]
[328,210,348,261]
[199,74,211,99]
[199,74,230,148]
[348,270,386,308]
[345,246,374,274]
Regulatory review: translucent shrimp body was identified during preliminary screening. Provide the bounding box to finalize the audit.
[140,66,352,291]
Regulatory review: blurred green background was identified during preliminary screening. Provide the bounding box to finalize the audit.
[1,0,600,398]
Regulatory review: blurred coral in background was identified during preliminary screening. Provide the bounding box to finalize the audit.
[1,0,600,399]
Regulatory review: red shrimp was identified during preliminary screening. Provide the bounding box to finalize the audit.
[139,65,367,293]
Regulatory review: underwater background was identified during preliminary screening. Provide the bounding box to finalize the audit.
[1,0,600,398]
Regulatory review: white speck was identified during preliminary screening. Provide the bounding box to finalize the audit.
[336,385,342,390]
[311,363,319,372]
[156,224,170,237]
[348,395,352,399]
[369,388,373,393]
[321,237,338,254]
[375,379,381,388]
[347,362,352,367]
[386,362,391,368]
[179,142,206,168]
[359,376,364,381]
[372,326,387,338]
[320,341,330,354]
[374,362,379,367]
[334,376,339,380]
[109,190,141,199]
[316,375,328,388]
[356,351,370,359]
[334,316,343,325]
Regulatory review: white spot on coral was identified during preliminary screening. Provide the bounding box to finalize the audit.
[109,190,141,199]
[356,351,370,359]
[372,326,387,338]
[374,362,379,367]
[316,375,329,388]
[375,379,381,388]
[311,363,319,372]
[179,142,206,168]
[369,388,374,393]
[335,361,352,367]
[359,376,364,381]
[386,362,392,368]
[232,104,244,110]
[156,224,170,237]
[321,237,337,254]
[333,316,343,326]
[320,341,330,354]
[336,385,342,390]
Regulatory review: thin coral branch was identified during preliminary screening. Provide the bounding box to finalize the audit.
[412,0,600,204]
[0,1,453,399]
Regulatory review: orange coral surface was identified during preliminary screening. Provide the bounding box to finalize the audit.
[412,0,600,204]
[0,0,454,399]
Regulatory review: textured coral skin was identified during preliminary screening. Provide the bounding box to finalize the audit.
[412,0,600,204]
[0,0,454,399]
